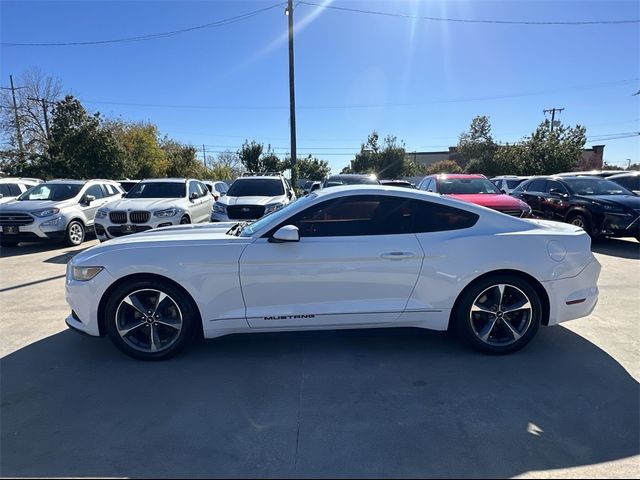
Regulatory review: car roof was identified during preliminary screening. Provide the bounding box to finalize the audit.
[428,174,486,179]
[608,171,640,178]
[0,177,42,183]
[139,178,189,183]
[234,176,283,181]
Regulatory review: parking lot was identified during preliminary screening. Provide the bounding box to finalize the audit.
[0,238,638,478]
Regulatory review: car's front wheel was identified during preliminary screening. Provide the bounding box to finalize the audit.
[104,279,198,360]
[453,274,542,354]
[65,220,85,246]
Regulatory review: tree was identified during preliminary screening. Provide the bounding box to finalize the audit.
[237,140,264,173]
[290,155,331,180]
[106,121,168,178]
[501,120,586,175]
[162,139,203,178]
[426,160,463,175]
[457,116,501,175]
[215,150,244,178]
[45,95,126,179]
[0,68,62,173]
[347,131,412,179]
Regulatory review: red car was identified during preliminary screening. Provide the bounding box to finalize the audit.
[416,174,532,217]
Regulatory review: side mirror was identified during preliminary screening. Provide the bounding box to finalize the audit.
[83,194,96,205]
[269,225,299,243]
[190,192,199,200]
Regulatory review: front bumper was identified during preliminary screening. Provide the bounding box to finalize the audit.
[65,267,118,336]
[542,258,601,326]
[0,214,68,242]
[95,217,181,240]
[596,212,640,238]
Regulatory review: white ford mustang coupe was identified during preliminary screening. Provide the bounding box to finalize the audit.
[65,186,600,360]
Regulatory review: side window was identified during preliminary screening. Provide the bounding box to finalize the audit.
[427,179,436,192]
[217,182,228,194]
[6,183,22,196]
[0,184,11,197]
[545,181,567,194]
[103,183,118,197]
[188,182,199,198]
[266,195,478,238]
[418,178,428,191]
[196,182,209,197]
[526,179,546,193]
[85,184,104,199]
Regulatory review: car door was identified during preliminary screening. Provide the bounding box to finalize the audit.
[81,184,108,225]
[195,182,213,222]
[519,179,546,217]
[541,180,570,221]
[239,194,424,329]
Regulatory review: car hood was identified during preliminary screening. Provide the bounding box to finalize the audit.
[72,223,251,264]
[218,195,285,206]
[103,198,184,211]
[446,193,526,209]
[0,198,76,212]
[0,196,18,205]
[574,194,640,210]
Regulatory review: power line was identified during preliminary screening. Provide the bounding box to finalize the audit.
[298,1,640,25]
[0,2,285,47]
[79,78,637,111]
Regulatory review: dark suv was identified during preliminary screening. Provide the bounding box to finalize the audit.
[511,176,640,240]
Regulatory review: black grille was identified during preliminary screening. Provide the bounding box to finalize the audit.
[0,212,34,226]
[95,224,106,236]
[227,205,265,220]
[109,211,127,224]
[107,225,152,237]
[130,211,150,224]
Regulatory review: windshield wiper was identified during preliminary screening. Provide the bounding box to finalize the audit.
[227,221,253,236]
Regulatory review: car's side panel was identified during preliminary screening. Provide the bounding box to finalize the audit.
[239,234,424,328]
[82,238,251,326]
[407,224,595,325]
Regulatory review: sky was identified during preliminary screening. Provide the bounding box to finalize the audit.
[1,0,639,174]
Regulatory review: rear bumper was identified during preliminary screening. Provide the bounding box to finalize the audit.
[542,259,601,326]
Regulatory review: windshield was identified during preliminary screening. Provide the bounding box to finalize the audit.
[17,183,82,201]
[439,178,501,195]
[563,178,632,196]
[227,178,284,197]
[125,182,185,198]
[238,194,317,237]
[324,176,379,186]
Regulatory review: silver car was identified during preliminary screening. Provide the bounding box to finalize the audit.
[0,179,124,247]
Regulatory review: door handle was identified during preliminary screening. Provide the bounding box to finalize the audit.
[381,251,415,260]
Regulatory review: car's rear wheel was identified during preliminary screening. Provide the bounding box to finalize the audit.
[104,279,198,360]
[65,220,85,246]
[453,274,541,354]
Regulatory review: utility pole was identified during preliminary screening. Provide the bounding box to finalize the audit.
[0,75,26,163]
[202,144,207,168]
[27,97,51,139]
[543,107,564,131]
[286,0,297,189]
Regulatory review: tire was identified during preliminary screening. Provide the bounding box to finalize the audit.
[0,239,19,248]
[104,278,198,360]
[65,220,85,246]
[452,274,542,355]
[567,213,593,237]
[180,215,191,225]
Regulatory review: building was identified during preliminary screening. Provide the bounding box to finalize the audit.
[407,145,605,171]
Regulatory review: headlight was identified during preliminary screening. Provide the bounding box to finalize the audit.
[32,208,60,218]
[72,266,103,281]
[212,203,227,214]
[96,208,108,219]
[264,202,284,214]
[153,208,179,217]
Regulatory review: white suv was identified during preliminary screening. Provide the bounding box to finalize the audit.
[490,176,530,194]
[211,174,296,222]
[0,179,124,247]
[94,178,213,241]
[0,177,43,204]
